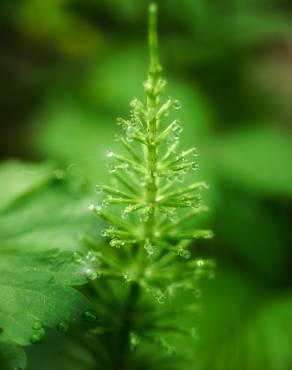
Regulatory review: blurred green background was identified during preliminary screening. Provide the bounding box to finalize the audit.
[1,0,292,369]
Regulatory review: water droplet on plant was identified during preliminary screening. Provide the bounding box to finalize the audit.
[154,290,167,304]
[101,229,108,237]
[178,249,191,259]
[196,259,204,267]
[101,198,109,208]
[94,205,103,215]
[117,117,123,126]
[173,100,181,110]
[130,332,140,350]
[32,321,43,330]
[72,252,83,263]
[123,273,132,283]
[85,268,98,281]
[95,185,103,194]
[204,230,214,239]
[56,321,69,333]
[83,310,97,322]
[106,150,114,158]
[85,251,97,262]
[166,208,177,222]
[121,209,129,220]
[191,148,198,157]
[126,134,134,143]
[130,98,138,108]
[144,80,153,93]
[88,204,95,211]
[192,162,199,171]
[144,239,155,255]
[108,164,116,173]
[122,163,129,172]
[30,332,45,344]
[110,239,125,248]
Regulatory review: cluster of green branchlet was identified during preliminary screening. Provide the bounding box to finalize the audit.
[88,2,213,303]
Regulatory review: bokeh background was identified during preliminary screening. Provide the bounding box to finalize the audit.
[1,0,292,369]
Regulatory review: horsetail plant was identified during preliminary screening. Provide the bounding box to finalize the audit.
[90,1,213,299]
[84,2,214,365]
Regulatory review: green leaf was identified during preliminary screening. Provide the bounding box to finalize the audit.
[0,341,26,370]
[0,161,101,360]
[0,160,54,211]
[213,128,292,196]
[0,181,100,252]
[0,250,92,346]
[191,269,292,370]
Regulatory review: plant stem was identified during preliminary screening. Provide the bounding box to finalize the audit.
[116,5,161,368]
[114,282,140,370]
[145,1,161,241]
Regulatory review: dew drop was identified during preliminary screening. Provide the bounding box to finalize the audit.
[30,332,45,344]
[130,332,140,350]
[121,209,129,220]
[108,164,116,173]
[56,321,69,333]
[88,204,95,211]
[204,230,214,239]
[122,163,130,172]
[101,229,108,237]
[173,100,182,110]
[101,198,109,208]
[130,98,138,108]
[191,148,199,157]
[123,273,132,283]
[85,268,98,281]
[32,321,43,331]
[106,150,114,158]
[154,290,167,304]
[126,134,134,143]
[94,205,103,215]
[72,252,83,263]
[110,239,125,248]
[196,259,204,267]
[192,162,199,171]
[95,185,103,194]
[85,251,97,262]
[83,309,97,322]
[144,240,155,255]
[178,249,191,259]
[144,80,153,93]
[166,208,177,222]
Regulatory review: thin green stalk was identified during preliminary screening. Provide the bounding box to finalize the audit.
[145,2,160,240]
